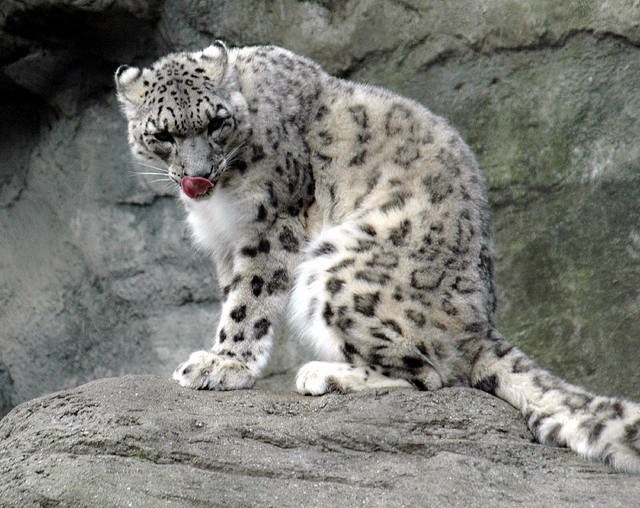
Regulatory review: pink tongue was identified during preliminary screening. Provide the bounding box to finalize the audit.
[181,176,214,199]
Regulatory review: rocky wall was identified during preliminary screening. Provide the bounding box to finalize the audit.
[1,0,639,416]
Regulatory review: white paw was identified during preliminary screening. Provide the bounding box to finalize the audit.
[296,361,414,395]
[173,350,255,390]
[296,361,346,395]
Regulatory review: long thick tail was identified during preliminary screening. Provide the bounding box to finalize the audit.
[471,329,640,473]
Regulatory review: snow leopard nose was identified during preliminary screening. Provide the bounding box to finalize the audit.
[184,166,214,180]
[179,136,217,179]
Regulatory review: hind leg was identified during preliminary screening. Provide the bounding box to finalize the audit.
[296,361,412,395]
[288,214,479,393]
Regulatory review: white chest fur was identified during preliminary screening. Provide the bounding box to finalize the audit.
[181,188,250,260]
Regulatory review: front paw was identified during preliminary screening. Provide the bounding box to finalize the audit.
[173,350,255,390]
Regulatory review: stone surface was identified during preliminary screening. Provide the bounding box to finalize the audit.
[1,0,639,419]
[1,376,638,507]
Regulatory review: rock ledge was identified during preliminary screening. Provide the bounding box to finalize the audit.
[0,375,637,507]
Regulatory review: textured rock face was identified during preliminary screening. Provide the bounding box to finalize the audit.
[1,0,639,418]
[1,376,639,507]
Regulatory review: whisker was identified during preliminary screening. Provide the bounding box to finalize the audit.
[129,161,167,172]
[226,142,246,160]
[225,142,243,159]
[128,171,169,177]
[224,143,248,170]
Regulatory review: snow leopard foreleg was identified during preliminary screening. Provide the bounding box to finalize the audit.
[174,220,304,390]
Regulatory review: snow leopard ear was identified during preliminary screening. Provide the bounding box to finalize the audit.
[198,41,229,83]
[115,65,148,117]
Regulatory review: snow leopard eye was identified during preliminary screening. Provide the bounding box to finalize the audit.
[207,117,225,136]
[153,130,175,143]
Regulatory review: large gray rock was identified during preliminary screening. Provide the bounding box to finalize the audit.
[1,376,638,507]
[1,0,639,418]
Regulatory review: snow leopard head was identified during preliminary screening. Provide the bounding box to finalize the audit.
[115,42,249,199]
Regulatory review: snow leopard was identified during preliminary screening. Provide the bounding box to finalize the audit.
[115,42,640,473]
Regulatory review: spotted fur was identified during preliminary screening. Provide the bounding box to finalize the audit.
[116,43,640,474]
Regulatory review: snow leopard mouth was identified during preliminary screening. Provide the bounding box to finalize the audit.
[181,176,215,199]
